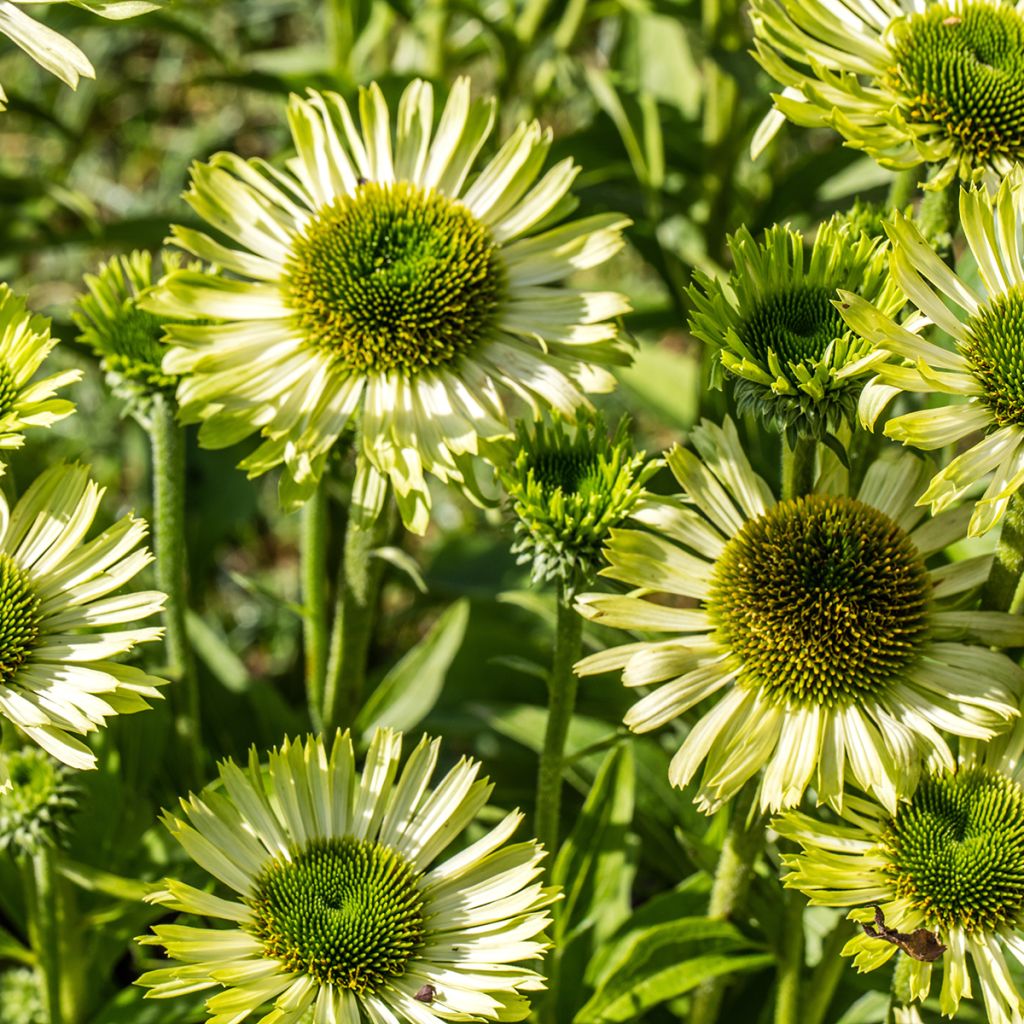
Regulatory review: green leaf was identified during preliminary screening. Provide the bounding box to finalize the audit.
[58,858,153,902]
[186,611,250,694]
[575,949,774,1023]
[356,599,470,735]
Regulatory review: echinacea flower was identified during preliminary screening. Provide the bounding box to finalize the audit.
[73,250,182,409]
[687,216,902,445]
[145,78,632,532]
[779,723,1024,1024]
[0,463,165,771]
[842,171,1024,536]
[496,416,658,594]
[576,418,1021,814]
[0,284,79,450]
[138,728,557,1024]
[0,0,161,107]
[751,0,1024,188]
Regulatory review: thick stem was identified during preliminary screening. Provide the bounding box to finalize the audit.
[32,847,62,1024]
[886,167,920,211]
[535,585,584,863]
[781,436,816,501]
[302,479,329,730]
[803,915,853,1024]
[917,180,959,265]
[321,500,393,732]
[689,783,767,1024]
[983,491,1024,614]
[773,889,804,1024]
[150,393,201,787]
[887,953,915,1024]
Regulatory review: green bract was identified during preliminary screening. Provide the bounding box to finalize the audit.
[138,729,557,1024]
[842,171,1024,536]
[779,727,1024,1024]
[687,217,902,445]
[575,418,1022,814]
[0,748,76,857]
[498,417,657,593]
[145,78,632,532]
[73,250,183,409]
[751,0,1024,188]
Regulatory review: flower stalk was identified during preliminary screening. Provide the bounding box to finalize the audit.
[781,436,816,500]
[774,888,804,1024]
[30,846,62,1024]
[150,391,201,786]
[983,492,1024,615]
[302,478,329,729]
[535,583,584,862]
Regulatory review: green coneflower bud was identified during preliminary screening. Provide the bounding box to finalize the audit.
[0,747,77,858]
[0,968,45,1024]
[73,250,190,411]
[497,416,658,594]
[688,215,903,447]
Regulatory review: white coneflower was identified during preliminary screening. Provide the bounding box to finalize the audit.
[577,418,1021,814]
[145,78,631,532]
[138,728,557,1023]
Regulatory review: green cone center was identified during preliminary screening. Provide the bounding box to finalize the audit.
[886,3,1024,162]
[0,367,19,421]
[0,555,39,688]
[99,307,172,383]
[964,288,1024,426]
[885,767,1024,933]
[247,837,425,991]
[737,286,846,369]
[286,181,504,375]
[708,495,930,706]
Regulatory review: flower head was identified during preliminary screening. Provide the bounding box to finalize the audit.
[0,463,165,771]
[752,0,1024,188]
[0,0,161,108]
[0,746,76,856]
[497,416,658,594]
[576,418,1022,814]
[779,722,1024,1024]
[687,217,902,445]
[146,78,632,533]
[842,172,1024,536]
[73,250,183,410]
[138,728,557,1023]
[0,285,79,450]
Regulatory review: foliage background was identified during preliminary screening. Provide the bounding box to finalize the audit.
[0,1,956,1021]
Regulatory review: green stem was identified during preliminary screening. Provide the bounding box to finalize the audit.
[773,889,804,1024]
[887,953,915,1024]
[515,0,550,42]
[689,783,767,1024]
[917,179,960,264]
[781,436,816,501]
[32,847,62,1024]
[302,479,329,730]
[535,584,584,863]
[150,393,201,787]
[803,915,854,1024]
[321,501,393,732]
[324,0,355,78]
[983,491,1024,613]
[886,167,920,211]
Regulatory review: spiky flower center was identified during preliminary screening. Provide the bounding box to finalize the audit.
[886,3,1024,162]
[885,767,1024,933]
[97,307,171,383]
[709,495,930,706]
[738,286,845,369]
[286,181,504,375]
[247,837,425,991]
[528,449,603,498]
[964,288,1024,427]
[0,555,39,687]
[0,367,19,420]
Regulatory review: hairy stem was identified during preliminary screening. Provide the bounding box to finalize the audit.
[535,584,584,864]
[302,478,329,729]
[886,167,920,211]
[774,889,804,1024]
[689,783,767,1024]
[150,393,201,786]
[781,436,816,501]
[321,500,393,731]
[32,846,62,1024]
[983,491,1024,614]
